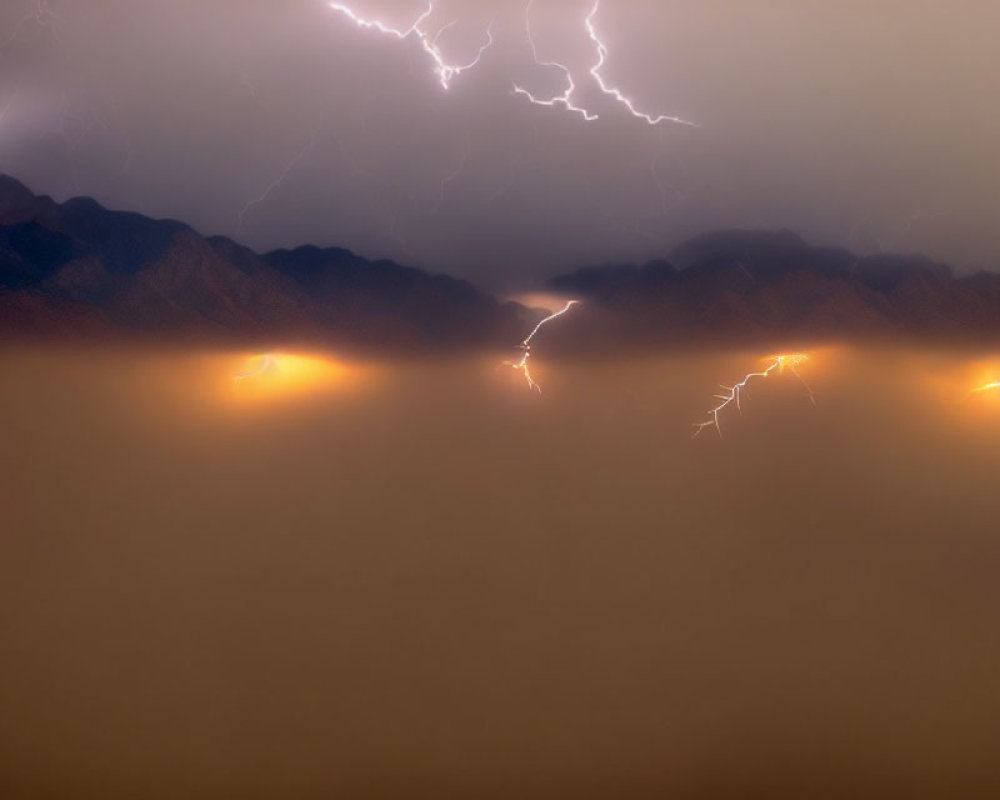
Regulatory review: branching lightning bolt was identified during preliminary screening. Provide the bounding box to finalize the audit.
[328,2,495,91]
[584,0,696,127]
[326,1,693,127]
[693,353,815,438]
[502,300,579,393]
[513,0,598,121]
[514,0,695,127]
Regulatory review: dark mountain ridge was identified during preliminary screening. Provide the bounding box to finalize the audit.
[0,174,524,350]
[545,229,1000,351]
[2,174,999,351]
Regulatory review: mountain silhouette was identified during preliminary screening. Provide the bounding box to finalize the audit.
[0,174,525,349]
[2,174,999,350]
[545,229,1000,350]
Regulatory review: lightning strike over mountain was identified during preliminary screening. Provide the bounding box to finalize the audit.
[502,300,579,393]
[693,353,814,438]
[327,2,495,91]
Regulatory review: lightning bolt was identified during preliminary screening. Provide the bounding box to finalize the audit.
[429,134,472,214]
[236,120,324,238]
[513,0,599,121]
[327,1,693,127]
[502,300,580,393]
[328,2,495,91]
[584,0,696,127]
[693,353,815,438]
[514,0,695,127]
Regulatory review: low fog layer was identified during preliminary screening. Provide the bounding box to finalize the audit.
[2,345,1000,797]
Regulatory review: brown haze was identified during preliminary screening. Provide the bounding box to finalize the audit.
[3,344,1000,798]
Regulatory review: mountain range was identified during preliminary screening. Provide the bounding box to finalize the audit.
[0,174,523,350]
[2,173,999,351]
[543,229,1000,352]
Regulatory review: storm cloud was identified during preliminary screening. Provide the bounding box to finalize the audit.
[1,0,997,288]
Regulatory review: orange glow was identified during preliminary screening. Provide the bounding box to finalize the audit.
[961,358,1000,399]
[228,351,350,403]
[881,351,1000,430]
[968,380,1000,399]
[768,353,810,371]
[502,352,542,393]
[504,292,579,314]
[234,353,280,384]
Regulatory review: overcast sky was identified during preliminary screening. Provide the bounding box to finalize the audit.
[1,0,997,288]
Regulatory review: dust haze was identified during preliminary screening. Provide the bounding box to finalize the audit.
[2,344,1000,798]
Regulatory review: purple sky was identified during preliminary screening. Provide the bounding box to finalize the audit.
[1,0,998,288]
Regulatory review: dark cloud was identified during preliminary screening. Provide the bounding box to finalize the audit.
[1,0,998,288]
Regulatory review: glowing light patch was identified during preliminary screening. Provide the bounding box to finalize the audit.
[967,381,1000,399]
[234,353,280,383]
[694,352,815,438]
[230,352,348,402]
[893,351,1000,414]
[504,292,579,314]
[502,300,579,393]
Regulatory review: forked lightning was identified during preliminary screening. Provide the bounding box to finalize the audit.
[328,2,495,91]
[693,353,814,438]
[503,300,579,393]
[329,0,693,126]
